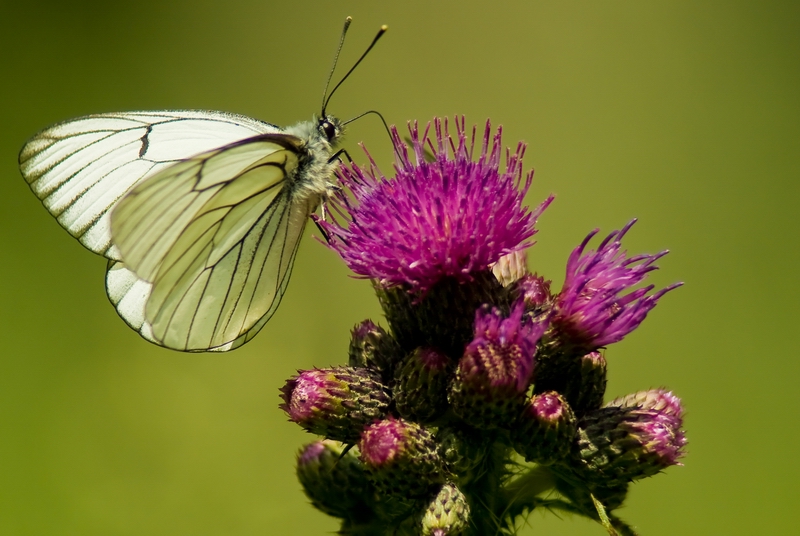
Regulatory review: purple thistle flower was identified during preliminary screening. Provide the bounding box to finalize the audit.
[319,116,553,293]
[553,219,682,349]
[516,273,553,309]
[462,300,547,393]
[448,300,550,428]
[531,391,570,423]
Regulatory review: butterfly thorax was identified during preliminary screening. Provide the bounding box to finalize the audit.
[283,114,345,204]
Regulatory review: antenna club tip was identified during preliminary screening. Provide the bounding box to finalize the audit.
[345,16,353,22]
[380,25,389,31]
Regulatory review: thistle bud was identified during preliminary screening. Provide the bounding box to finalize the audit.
[570,389,687,486]
[419,482,470,536]
[515,273,552,310]
[280,367,391,442]
[349,320,403,383]
[435,426,490,475]
[449,302,547,429]
[296,440,375,519]
[359,417,444,497]
[512,391,576,465]
[394,347,453,423]
[572,351,608,415]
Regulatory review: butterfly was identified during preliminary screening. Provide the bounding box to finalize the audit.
[18,17,386,353]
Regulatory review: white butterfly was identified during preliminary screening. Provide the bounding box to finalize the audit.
[18,18,386,352]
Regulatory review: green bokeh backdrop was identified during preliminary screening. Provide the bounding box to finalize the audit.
[1,1,797,534]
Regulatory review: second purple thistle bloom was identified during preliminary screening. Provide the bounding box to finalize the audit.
[552,220,684,350]
[318,116,553,293]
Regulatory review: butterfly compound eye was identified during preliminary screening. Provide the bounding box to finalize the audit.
[320,120,337,142]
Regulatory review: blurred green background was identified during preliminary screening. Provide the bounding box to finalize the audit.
[1,1,797,534]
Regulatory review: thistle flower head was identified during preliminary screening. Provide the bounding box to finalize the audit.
[320,116,553,293]
[449,301,549,428]
[348,319,403,382]
[554,220,682,349]
[394,347,453,423]
[461,300,548,393]
[531,391,570,422]
[420,482,470,536]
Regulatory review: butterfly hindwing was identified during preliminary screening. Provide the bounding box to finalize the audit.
[106,136,313,351]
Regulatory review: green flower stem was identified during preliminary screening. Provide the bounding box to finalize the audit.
[498,465,557,520]
[591,493,618,536]
[462,442,511,535]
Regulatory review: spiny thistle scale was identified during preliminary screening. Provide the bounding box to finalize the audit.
[568,390,687,487]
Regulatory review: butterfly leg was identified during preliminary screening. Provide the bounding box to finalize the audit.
[312,214,331,243]
[329,148,353,163]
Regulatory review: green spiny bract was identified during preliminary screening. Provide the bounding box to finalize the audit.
[375,272,509,360]
[435,425,491,477]
[393,347,453,423]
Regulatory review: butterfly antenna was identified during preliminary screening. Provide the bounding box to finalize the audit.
[322,21,388,117]
[321,16,353,116]
[343,110,403,160]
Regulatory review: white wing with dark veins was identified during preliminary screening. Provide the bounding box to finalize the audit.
[19,110,280,259]
[106,136,316,352]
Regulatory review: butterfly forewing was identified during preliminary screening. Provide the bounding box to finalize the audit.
[107,137,312,351]
[19,111,278,259]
